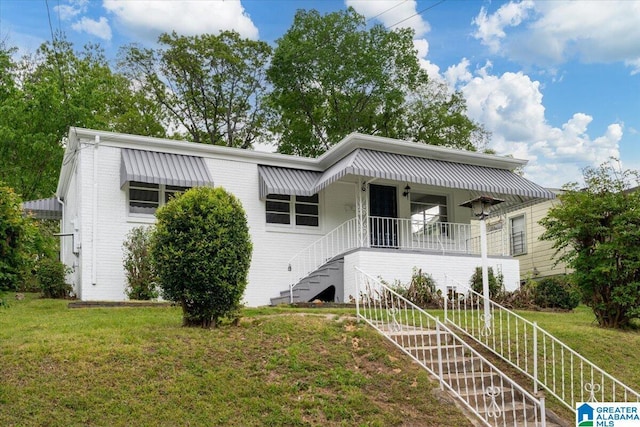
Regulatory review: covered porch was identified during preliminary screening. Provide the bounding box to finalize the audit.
[261,147,555,304]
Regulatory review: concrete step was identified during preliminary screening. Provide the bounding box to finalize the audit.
[425,355,485,375]
[406,344,469,361]
[477,400,540,424]
[441,371,503,394]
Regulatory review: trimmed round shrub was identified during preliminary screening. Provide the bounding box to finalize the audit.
[123,226,158,300]
[36,257,72,299]
[534,276,581,310]
[151,187,252,328]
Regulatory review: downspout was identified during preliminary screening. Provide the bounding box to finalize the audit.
[56,195,65,262]
[92,135,99,286]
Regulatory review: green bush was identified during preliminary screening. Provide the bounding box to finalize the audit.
[36,257,72,299]
[534,276,581,310]
[0,184,29,292]
[123,226,158,300]
[151,187,252,328]
[469,266,503,299]
[496,277,537,309]
[405,268,440,308]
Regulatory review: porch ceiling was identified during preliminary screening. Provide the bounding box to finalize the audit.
[120,148,213,188]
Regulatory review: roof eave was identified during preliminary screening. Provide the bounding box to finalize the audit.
[318,133,528,171]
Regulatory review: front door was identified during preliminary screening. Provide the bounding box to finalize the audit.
[369,184,398,247]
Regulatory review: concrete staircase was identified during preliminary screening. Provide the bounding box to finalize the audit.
[270,258,344,305]
[385,326,567,426]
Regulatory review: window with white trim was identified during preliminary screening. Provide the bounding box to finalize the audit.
[510,215,526,255]
[128,181,189,215]
[265,193,319,227]
[410,193,448,235]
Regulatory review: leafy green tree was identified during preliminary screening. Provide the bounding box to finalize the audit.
[120,31,272,148]
[267,8,486,156]
[540,163,640,328]
[0,37,165,200]
[0,184,29,292]
[152,187,252,328]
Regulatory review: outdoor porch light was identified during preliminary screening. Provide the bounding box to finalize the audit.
[460,195,504,219]
[403,185,411,199]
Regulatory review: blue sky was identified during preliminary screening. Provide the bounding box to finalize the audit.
[1,0,639,188]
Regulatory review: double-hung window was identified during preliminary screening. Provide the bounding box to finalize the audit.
[128,181,189,215]
[266,193,319,228]
[510,215,526,255]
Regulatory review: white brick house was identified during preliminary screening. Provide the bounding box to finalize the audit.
[37,127,554,306]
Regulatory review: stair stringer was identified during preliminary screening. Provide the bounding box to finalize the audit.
[270,257,344,305]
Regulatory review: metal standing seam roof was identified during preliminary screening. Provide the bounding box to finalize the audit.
[120,148,213,188]
[22,197,63,220]
[258,165,322,199]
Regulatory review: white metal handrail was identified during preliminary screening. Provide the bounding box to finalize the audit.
[356,267,546,427]
[443,278,640,411]
[288,218,359,302]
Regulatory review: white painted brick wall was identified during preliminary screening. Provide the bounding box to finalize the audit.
[343,249,520,302]
[64,140,521,307]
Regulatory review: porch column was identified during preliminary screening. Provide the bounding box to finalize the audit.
[356,178,369,248]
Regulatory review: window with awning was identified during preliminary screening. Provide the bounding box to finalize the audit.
[120,148,213,188]
[121,149,212,215]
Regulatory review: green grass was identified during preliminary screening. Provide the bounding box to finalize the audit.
[514,306,640,391]
[0,295,472,427]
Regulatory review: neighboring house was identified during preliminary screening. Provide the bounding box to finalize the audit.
[484,189,572,282]
[27,127,555,306]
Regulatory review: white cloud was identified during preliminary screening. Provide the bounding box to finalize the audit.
[346,0,430,36]
[472,1,640,73]
[472,0,535,53]
[71,16,112,41]
[102,0,259,41]
[444,58,472,87]
[55,5,83,21]
[459,66,622,187]
[624,58,640,75]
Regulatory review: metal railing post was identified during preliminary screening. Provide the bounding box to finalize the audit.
[533,322,539,393]
[355,267,360,321]
[436,317,445,391]
[539,392,546,427]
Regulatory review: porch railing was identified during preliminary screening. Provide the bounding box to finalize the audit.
[443,278,640,411]
[355,267,547,427]
[288,217,509,302]
[370,217,473,253]
[368,217,507,256]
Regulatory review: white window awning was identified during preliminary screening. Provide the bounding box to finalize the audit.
[258,166,321,200]
[120,149,213,188]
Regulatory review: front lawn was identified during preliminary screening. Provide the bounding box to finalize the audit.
[0,296,471,427]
